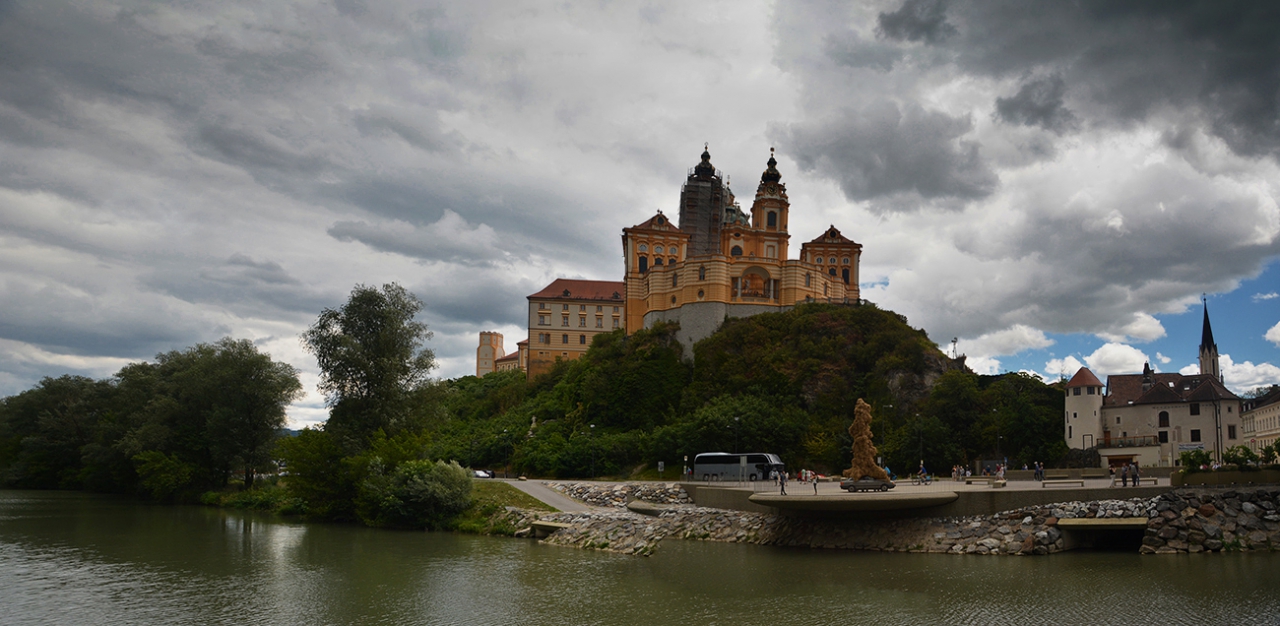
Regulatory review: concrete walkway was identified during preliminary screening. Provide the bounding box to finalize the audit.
[498,479,591,512]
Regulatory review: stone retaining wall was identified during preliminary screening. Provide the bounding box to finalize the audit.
[501,483,1280,557]
[1141,488,1280,554]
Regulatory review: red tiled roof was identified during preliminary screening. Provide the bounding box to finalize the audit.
[495,352,519,363]
[1066,367,1103,388]
[516,339,528,346]
[528,278,626,301]
[1104,371,1240,406]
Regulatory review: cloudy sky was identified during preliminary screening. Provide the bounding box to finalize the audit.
[2,0,1279,427]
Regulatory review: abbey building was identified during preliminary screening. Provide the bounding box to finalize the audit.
[622,147,861,353]
[478,146,864,377]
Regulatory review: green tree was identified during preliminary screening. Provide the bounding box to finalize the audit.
[0,375,112,489]
[303,283,437,449]
[115,339,301,495]
[1222,445,1258,467]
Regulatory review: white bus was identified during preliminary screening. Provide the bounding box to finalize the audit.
[692,452,784,482]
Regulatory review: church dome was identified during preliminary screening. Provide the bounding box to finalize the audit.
[693,145,716,177]
[761,148,781,183]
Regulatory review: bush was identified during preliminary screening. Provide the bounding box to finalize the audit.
[357,459,473,529]
[1222,445,1258,468]
[1179,449,1212,472]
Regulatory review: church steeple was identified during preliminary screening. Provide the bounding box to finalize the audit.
[1199,297,1221,382]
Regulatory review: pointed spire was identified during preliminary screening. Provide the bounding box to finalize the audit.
[1200,296,1216,351]
[1199,295,1222,383]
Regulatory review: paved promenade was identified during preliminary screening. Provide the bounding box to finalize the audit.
[499,478,593,512]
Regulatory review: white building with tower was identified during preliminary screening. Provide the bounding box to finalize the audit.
[1064,302,1243,467]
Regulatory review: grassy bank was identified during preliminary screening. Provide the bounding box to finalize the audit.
[448,480,557,535]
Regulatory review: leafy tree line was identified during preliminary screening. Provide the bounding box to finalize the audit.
[430,303,1071,479]
[2,283,1072,527]
[0,338,301,498]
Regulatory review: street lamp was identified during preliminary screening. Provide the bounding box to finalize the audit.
[916,413,923,473]
[502,429,510,478]
[734,417,740,454]
[589,424,596,479]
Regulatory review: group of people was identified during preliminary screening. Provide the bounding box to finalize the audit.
[772,468,822,495]
[1113,462,1143,487]
[1029,461,1045,480]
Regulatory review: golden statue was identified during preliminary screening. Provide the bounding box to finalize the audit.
[842,398,889,480]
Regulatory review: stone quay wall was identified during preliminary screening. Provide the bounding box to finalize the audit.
[1141,488,1280,554]
[500,483,1280,557]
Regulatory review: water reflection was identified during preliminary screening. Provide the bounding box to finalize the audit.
[1,490,1276,625]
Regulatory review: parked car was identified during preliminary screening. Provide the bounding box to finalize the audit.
[473,470,494,478]
[841,476,896,492]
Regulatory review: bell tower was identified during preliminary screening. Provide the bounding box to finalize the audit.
[749,148,790,260]
[1199,298,1221,382]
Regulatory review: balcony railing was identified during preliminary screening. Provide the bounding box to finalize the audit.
[1101,435,1159,448]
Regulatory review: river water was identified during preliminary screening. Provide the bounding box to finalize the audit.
[1,490,1276,626]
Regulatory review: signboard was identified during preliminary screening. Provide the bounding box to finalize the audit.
[1178,443,1205,451]
[657,461,664,472]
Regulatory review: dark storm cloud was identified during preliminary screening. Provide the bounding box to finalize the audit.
[994,75,1078,134]
[139,254,334,320]
[823,31,902,72]
[327,214,508,268]
[780,100,998,207]
[876,0,957,45]
[954,1,1280,158]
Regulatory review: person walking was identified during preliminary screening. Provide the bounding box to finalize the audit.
[1120,464,1129,487]
[1131,463,1140,487]
[813,472,819,495]
[780,470,788,495]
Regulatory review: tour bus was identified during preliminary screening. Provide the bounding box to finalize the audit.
[692,452,785,482]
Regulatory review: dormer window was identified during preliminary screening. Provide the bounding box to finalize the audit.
[638,244,648,252]
[655,245,664,254]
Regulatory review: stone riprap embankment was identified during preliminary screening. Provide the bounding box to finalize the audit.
[546,482,692,507]
[1141,488,1280,554]
[502,483,1280,556]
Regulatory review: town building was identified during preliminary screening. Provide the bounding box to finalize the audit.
[493,339,527,374]
[1064,303,1242,467]
[524,278,626,378]
[622,147,862,353]
[1242,386,1280,455]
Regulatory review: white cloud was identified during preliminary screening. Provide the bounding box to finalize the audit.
[1096,313,1167,343]
[961,324,1054,359]
[1045,355,1084,378]
[965,355,1002,375]
[1155,352,1172,364]
[1083,343,1150,378]
[1267,321,1280,347]
[1220,354,1280,394]
[1253,292,1279,301]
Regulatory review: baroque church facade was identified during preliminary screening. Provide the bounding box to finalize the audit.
[621,147,862,352]
[478,146,863,377]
